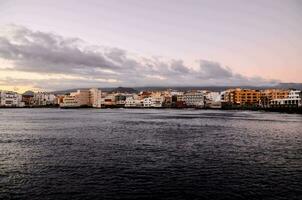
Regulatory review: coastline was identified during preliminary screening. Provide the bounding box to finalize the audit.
[1,106,301,114]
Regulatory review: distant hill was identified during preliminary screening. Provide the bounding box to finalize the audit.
[53,87,138,95]
[274,83,302,90]
[22,90,34,96]
[132,86,275,92]
[110,87,138,93]
[133,84,302,92]
[52,83,302,95]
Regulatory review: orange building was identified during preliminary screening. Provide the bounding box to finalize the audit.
[224,88,261,105]
[259,89,289,107]
[261,89,289,100]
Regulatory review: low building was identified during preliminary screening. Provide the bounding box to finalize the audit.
[151,96,164,107]
[205,92,221,102]
[125,95,142,108]
[55,95,65,105]
[115,94,128,107]
[262,89,289,100]
[61,95,81,108]
[139,91,152,99]
[142,96,164,108]
[182,91,204,108]
[101,94,116,107]
[161,91,172,107]
[0,90,25,107]
[170,91,184,96]
[143,97,153,107]
[33,92,56,106]
[60,88,102,108]
[205,92,222,108]
[260,89,289,108]
[22,91,34,107]
[163,95,172,107]
[270,90,301,107]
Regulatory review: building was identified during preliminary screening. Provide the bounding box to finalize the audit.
[170,91,184,96]
[142,96,164,108]
[260,89,289,108]
[223,88,261,106]
[205,92,221,102]
[70,90,90,106]
[161,91,173,107]
[55,95,65,105]
[60,88,102,108]
[162,95,172,107]
[205,92,222,108]
[115,94,128,107]
[261,89,289,100]
[151,96,165,107]
[89,88,102,108]
[33,92,56,106]
[101,94,116,107]
[181,91,204,108]
[300,91,302,107]
[270,90,301,107]
[61,95,81,108]
[125,95,142,108]
[150,92,165,107]
[143,97,153,107]
[139,91,152,99]
[22,91,34,107]
[0,90,25,107]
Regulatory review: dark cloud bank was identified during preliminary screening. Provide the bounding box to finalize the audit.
[0,25,278,90]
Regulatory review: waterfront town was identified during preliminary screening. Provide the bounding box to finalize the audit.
[0,87,301,112]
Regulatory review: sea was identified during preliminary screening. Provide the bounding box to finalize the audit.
[0,109,301,200]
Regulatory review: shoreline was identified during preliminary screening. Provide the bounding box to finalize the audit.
[1,106,301,114]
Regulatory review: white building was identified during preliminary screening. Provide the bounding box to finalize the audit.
[33,92,56,106]
[0,90,25,107]
[205,92,221,102]
[89,88,102,108]
[170,91,184,96]
[205,92,222,108]
[182,92,204,107]
[142,96,164,108]
[270,90,301,106]
[143,97,153,107]
[151,96,164,107]
[125,95,142,108]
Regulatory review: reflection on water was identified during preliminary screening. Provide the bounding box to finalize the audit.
[0,109,301,200]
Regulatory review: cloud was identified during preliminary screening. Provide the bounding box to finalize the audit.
[198,60,233,78]
[0,26,119,75]
[0,76,121,91]
[0,24,278,90]
[170,60,190,74]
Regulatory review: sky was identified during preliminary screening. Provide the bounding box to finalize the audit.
[0,0,301,92]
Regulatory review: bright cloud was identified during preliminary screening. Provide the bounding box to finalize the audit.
[0,25,279,91]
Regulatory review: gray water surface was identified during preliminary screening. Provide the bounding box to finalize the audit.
[0,109,301,200]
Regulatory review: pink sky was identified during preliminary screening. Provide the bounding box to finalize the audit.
[0,0,301,91]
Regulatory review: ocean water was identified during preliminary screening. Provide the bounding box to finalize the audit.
[0,109,301,200]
